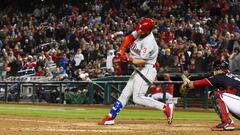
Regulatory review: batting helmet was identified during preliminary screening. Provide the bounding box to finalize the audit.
[135,18,154,34]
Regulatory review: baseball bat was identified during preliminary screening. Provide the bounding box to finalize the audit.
[130,63,152,86]
[130,63,178,104]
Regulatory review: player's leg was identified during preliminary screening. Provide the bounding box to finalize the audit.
[132,67,174,124]
[210,90,235,131]
[98,76,134,125]
[222,93,240,119]
[151,92,173,101]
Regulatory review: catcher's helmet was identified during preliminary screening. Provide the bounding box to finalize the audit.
[135,18,154,34]
[213,60,229,70]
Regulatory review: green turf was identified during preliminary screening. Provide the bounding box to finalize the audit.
[0,104,220,121]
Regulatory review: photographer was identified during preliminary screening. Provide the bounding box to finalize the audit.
[229,47,240,72]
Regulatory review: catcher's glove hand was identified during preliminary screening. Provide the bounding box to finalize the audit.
[179,75,191,96]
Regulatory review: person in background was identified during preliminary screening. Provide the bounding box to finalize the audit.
[74,48,84,69]
[35,66,45,76]
[112,52,122,76]
[106,45,115,72]
[148,73,174,101]
[206,36,219,50]
[55,66,68,80]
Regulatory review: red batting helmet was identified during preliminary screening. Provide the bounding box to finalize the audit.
[135,18,154,34]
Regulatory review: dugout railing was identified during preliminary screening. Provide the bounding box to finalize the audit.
[0,78,210,109]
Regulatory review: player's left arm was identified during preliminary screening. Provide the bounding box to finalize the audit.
[131,58,146,67]
[186,78,213,89]
[180,75,213,96]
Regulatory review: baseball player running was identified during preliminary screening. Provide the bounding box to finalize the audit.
[180,60,240,131]
[98,18,174,125]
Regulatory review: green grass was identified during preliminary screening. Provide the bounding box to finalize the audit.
[0,104,220,121]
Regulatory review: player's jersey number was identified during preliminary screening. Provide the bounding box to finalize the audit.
[143,47,147,53]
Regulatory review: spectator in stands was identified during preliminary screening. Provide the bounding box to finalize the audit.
[7,49,16,63]
[203,48,215,72]
[0,39,3,50]
[55,66,68,80]
[73,48,84,69]
[58,53,69,70]
[206,36,219,50]
[229,47,240,72]
[45,67,53,79]
[8,59,21,76]
[0,0,239,80]
[192,22,204,45]
[35,66,45,76]
[194,51,205,72]
[158,48,174,72]
[79,72,91,81]
[65,55,76,80]
[23,55,36,69]
[148,73,174,100]
[45,55,55,67]
[106,44,115,71]
[161,27,175,44]
[112,52,122,76]
[2,58,10,78]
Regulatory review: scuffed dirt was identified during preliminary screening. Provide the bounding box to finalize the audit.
[0,115,239,135]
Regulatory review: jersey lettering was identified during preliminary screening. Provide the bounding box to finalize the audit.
[131,43,141,54]
[226,73,240,82]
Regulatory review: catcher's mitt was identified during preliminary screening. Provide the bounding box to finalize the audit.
[179,75,191,96]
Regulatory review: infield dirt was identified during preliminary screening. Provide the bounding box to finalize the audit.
[0,115,239,135]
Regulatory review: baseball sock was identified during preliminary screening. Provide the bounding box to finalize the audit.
[109,100,123,119]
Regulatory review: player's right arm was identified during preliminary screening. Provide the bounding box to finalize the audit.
[118,33,135,55]
[117,31,147,66]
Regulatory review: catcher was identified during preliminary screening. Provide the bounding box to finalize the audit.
[180,60,240,131]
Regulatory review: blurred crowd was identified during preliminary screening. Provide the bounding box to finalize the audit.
[0,0,240,81]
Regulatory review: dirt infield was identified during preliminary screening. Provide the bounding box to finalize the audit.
[0,115,239,135]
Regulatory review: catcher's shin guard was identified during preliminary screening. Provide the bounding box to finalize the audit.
[211,90,231,123]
